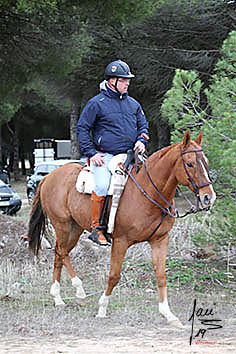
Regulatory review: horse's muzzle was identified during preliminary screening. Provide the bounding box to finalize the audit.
[203,194,211,205]
[200,190,216,209]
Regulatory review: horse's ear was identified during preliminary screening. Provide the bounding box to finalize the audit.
[183,130,191,149]
[194,130,203,146]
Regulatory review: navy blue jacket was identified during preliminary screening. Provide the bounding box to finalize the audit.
[77,82,149,157]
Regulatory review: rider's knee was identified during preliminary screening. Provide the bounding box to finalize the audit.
[94,183,109,196]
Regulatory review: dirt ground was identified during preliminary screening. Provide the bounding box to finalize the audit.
[1,212,236,354]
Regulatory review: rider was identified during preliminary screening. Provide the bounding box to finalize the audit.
[77,60,149,246]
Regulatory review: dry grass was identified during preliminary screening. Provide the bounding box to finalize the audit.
[0,230,235,341]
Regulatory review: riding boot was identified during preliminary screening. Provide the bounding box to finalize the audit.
[88,191,108,246]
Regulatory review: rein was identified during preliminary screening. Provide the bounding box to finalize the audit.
[127,168,177,218]
[125,148,213,241]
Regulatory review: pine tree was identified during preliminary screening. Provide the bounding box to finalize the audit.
[161,30,236,251]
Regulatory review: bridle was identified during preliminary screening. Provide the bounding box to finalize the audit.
[125,148,213,241]
[181,149,213,208]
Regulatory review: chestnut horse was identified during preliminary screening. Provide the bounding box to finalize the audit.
[28,131,216,327]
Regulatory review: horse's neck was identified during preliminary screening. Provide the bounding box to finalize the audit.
[139,145,179,201]
[119,146,179,227]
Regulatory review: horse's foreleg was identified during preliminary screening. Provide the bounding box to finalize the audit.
[150,235,183,328]
[97,238,128,318]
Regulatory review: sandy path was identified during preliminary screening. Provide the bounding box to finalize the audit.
[1,327,236,354]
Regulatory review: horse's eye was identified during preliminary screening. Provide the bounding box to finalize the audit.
[187,162,193,168]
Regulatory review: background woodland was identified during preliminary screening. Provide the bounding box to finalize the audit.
[0,0,235,247]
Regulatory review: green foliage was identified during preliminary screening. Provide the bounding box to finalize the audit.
[167,258,235,293]
[0,0,91,99]
[0,102,21,125]
[161,30,236,250]
[15,0,57,13]
[0,0,93,132]
[161,69,205,143]
[204,31,236,185]
[26,78,71,113]
[192,196,236,250]
[79,0,163,23]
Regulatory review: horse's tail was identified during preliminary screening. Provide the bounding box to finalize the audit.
[28,179,47,256]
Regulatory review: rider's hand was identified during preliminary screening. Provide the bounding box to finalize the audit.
[90,152,105,166]
[134,141,145,154]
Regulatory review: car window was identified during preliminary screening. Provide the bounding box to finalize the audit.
[33,161,73,177]
[47,164,58,173]
[35,164,49,176]
[34,163,60,175]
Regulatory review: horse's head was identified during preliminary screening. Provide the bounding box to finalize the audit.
[176,130,216,209]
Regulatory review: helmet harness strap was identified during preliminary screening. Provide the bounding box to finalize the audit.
[109,77,123,97]
[110,77,121,95]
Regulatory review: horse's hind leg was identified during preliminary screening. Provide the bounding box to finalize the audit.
[50,220,86,306]
[97,237,128,318]
[50,250,65,306]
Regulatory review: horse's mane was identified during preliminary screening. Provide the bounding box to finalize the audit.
[149,142,181,162]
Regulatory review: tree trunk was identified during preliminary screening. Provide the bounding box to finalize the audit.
[20,155,26,175]
[148,112,171,153]
[70,98,82,159]
[9,114,21,181]
[156,116,171,149]
[13,123,20,181]
[0,125,2,163]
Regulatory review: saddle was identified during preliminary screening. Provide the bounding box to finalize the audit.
[76,150,143,234]
[76,153,127,195]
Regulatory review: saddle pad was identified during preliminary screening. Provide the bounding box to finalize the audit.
[75,153,127,195]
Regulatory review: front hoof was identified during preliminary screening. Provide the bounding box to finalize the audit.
[168,319,185,329]
[96,313,107,318]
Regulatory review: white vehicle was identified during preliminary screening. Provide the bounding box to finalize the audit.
[33,138,71,165]
[0,179,22,215]
[26,159,84,204]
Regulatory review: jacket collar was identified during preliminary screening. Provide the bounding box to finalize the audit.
[100,80,128,99]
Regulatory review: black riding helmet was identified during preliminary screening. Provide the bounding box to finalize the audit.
[104,60,135,80]
[104,60,135,94]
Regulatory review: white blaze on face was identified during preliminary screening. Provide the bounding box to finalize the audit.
[200,154,216,206]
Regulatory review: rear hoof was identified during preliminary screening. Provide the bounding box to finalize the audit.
[77,298,86,307]
[168,319,185,329]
